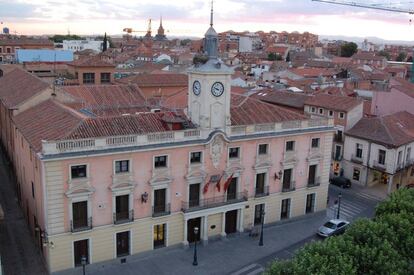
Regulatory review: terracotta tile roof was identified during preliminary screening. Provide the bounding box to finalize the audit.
[117,73,188,87]
[0,38,53,47]
[14,98,194,151]
[69,55,115,68]
[0,67,50,109]
[332,57,352,64]
[289,68,339,78]
[61,84,146,108]
[352,52,386,62]
[389,78,414,99]
[13,100,83,152]
[251,90,311,109]
[66,112,188,140]
[346,111,414,147]
[230,94,307,126]
[305,93,362,112]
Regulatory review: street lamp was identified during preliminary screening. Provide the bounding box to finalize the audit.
[192,227,199,266]
[336,192,342,219]
[259,209,265,246]
[81,255,87,275]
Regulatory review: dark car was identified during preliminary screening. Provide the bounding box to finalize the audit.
[330,176,351,188]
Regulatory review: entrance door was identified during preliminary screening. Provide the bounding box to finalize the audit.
[187,217,201,243]
[226,178,237,201]
[254,204,264,226]
[225,210,238,234]
[335,145,342,160]
[116,231,130,257]
[74,239,89,267]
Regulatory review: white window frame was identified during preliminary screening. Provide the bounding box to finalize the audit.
[318,108,324,115]
[153,154,169,169]
[285,140,295,152]
[339,112,345,119]
[280,198,292,219]
[257,143,269,156]
[228,146,241,160]
[152,222,169,250]
[304,193,317,214]
[311,137,320,149]
[113,159,132,174]
[189,151,203,165]
[113,230,132,258]
[328,110,334,117]
[72,238,93,268]
[112,191,134,224]
[69,195,92,233]
[69,163,89,181]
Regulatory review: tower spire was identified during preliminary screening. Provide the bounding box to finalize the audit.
[210,0,214,27]
[160,15,163,27]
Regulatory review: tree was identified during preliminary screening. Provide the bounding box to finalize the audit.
[396,52,407,62]
[268,53,283,61]
[378,50,391,61]
[49,34,84,43]
[340,42,358,57]
[266,189,414,275]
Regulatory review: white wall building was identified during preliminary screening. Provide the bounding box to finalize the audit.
[63,40,109,52]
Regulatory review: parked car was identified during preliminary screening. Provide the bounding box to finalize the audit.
[330,176,351,188]
[317,219,350,238]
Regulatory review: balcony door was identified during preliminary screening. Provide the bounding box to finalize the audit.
[154,189,166,213]
[282,169,292,189]
[116,195,129,221]
[189,184,200,207]
[227,178,237,201]
[255,173,265,194]
[72,201,87,230]
[308,165,317,185]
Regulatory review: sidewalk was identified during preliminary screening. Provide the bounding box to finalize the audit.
[57,211,327,275]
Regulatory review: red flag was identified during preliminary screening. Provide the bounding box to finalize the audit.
[216,173,224,192]
[223,173,234,192]
[203,181,209,194]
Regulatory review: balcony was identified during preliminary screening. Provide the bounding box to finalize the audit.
[152,203,171,217]
[255,186,270,198]
[351,154,363,164]
[70,217,92,233]
[334,134,343,143]
[113,210,134,225]
[181,191,248,213]
[332,152,343,161]
[373,160,386,172]
[282,181,296,193]
[307,177,321,188]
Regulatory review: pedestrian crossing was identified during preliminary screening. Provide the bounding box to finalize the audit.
[326,199,368,221]
[354,192,383,202]
[230,263,264,275]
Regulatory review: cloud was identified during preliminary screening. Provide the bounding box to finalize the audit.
[1,0,413,40]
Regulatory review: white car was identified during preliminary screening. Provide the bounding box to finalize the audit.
[317,219,350,238]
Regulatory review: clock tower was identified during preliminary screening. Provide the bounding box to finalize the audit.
[187,1,232,130]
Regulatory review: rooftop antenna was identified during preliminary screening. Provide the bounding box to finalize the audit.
[210,0,214,27]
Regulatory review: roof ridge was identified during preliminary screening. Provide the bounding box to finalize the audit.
[380,116,396,146]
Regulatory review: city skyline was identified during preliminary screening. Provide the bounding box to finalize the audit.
[1,0,414,41]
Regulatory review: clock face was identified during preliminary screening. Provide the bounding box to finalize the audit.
[193,80,201,96]
[211,82,224,97]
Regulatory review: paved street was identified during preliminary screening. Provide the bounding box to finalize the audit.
[0,148,48,275]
